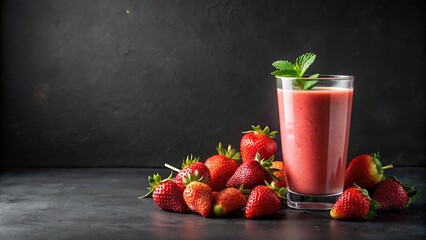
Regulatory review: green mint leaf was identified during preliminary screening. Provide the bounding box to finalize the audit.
[299,74,320,90]
[293,79,304,89]
[302,80,318,90]
[292,74,319,90]
[295,52,316,76]
[272,52,319,90]
[272,60,293,70]
[271,69,299,77]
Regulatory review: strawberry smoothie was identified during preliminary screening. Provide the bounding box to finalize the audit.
[277,87,353,195]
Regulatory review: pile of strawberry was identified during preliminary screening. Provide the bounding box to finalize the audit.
[140,124,418,220]
[140,125,286,219]
[331,152,418,220]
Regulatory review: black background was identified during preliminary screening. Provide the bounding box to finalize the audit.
[1,0,425,167]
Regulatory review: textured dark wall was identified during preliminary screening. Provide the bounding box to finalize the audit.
[1,0,425,167]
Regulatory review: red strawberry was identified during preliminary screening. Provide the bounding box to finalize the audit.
[240,125,277,163]
[372,176,418,211]
[330,184,379,220]
[244,182,286,219]
[226,153,279,189]
[170,155,212,191]
[205,143,241,191]
[344,152,393,190]
[139,172,187,213]
[212,187,246,217]
[182,172,214,218]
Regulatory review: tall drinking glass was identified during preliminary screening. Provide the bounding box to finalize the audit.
[276,75,354,210]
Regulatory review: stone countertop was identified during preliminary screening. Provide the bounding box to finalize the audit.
[1,167,425,240]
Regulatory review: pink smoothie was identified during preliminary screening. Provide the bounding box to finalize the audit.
[277,87,353,195]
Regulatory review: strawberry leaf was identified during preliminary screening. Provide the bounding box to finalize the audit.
[238,184,251,196]
[216,142,241,160]
[354,183,369,196]
[370,199,380,211]
[256,153,279,182]
[181,154,200,168]
[139,172,173,199]
[182,170,205,186]
[265,181,287,203]
[364,209,378,219]
[243,125,277,138]
[365,199,379,219]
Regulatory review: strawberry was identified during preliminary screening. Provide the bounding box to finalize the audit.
[226,153,279,189]
[169,155,212,191]
[205,143,241,191]
[330,184,379,220]
[244,182,286,219]
[182,171,214,218]
[372,176,418,211]
[139,172,187,213]
[212,187,246,217]
[271,160,286,187]
[344,152,393,190]
[240,125,278,163]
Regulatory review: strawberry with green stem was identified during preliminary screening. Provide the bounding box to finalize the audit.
[372,176,418,211]
[182,171,214,218]
[240,125,277,163]
[330,184,379,220]
[244,181,287,219]
[212,186,247,217]
[139,172,187,213]
[165,155,211,191]
[226,153,280,189]
[205,143,241,191]
[344,152,393,190]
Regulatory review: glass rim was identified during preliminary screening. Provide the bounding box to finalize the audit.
[276,75,354,80]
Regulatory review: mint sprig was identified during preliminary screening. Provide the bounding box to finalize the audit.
[271,52,319,90]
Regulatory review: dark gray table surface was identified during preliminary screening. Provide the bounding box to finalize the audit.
[1,167,425,240]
